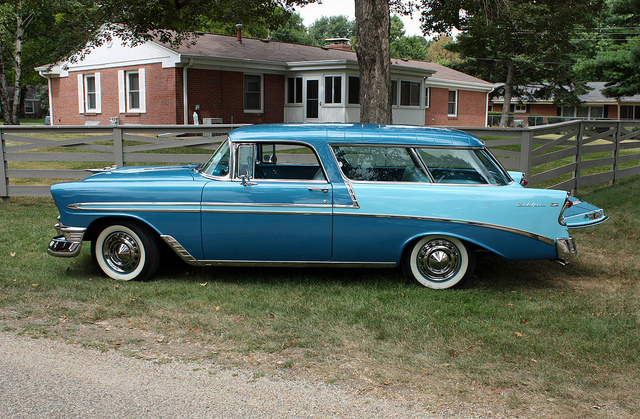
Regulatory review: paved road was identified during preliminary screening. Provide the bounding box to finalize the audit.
[0,331,472,418]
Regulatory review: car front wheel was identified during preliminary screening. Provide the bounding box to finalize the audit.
[402,235,476,289]
[92,222,160,281]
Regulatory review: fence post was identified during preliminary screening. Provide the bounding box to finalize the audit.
[0,128,8,202]
[612,121,621,186]
[519,128,533,182]
[573,121,585,195]
[113,127,124,167]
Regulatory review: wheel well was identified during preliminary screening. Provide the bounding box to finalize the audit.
[401,234,480,262]
[84,217,158,243]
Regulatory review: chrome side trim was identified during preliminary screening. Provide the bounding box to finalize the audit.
[161,235,396,268]
[160,235,201,266]
[334,211,556,246]
[201,202,332,209]
[344,181,360,208]
[68,202,201,212]
[199,260,397,268]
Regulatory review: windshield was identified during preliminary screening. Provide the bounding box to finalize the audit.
[201,140,230,177]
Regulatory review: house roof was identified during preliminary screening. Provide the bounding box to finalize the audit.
[492,82,640,104]
[151,32,493,90]
[580,82,640,103]
[37,30,493,91]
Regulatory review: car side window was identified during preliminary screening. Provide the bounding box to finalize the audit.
[416,148,509,185]
[332,145,429,182]
[247,142,326,181]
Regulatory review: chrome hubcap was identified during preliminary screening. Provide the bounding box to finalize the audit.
[417,239,461,281]
[103,232,141,274]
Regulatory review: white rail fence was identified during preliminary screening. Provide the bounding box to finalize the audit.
[1,121,639,200]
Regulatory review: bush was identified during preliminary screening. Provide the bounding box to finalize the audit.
[547,116,564,124]
[528,114,545,126]
[488,111,514,127]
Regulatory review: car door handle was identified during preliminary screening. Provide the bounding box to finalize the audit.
[308,187,329,193]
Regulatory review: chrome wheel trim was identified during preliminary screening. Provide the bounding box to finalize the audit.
[417,239,461,282]
[102,231,141,274]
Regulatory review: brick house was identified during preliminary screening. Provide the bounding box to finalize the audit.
[37,30,494,127]
[491,82,640,126]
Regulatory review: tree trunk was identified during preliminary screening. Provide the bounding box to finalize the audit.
[499,63,515,127]
[0,35,12,125]
[354,0,392,124]
[11,14,26,125]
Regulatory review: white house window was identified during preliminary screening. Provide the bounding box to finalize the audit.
[77,73,101,114]
[348,76,360,104]
[324,76,342,104]
[621,105,640,119]
[448,90,458,116]
[425,87,430,109]
[244,74,263,112]
[514,104,527,113]
[127,72,140,109]
[287,77,303,104]
[391,80,398,106]
[118,69,146,113]
[400,81,421,107]
[24,100,36,114]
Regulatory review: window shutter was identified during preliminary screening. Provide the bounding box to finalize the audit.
[138,68,146,113]
[78,74,84,113]
[95,72,102,114]
[118,70,125,113]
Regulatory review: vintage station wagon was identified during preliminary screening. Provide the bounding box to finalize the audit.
[48,124,607,289]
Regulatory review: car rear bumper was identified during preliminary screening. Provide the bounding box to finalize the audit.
[557,237,577,257]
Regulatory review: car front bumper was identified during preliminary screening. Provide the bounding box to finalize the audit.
[47,222,86,258]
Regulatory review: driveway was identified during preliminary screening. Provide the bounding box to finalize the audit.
[0,331,480,418]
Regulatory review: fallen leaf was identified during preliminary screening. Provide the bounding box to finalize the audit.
[515,332,523,337]
[200,282,207,286]
[10,252,16,257]
[31,284,39,287]
[215,306,219,311]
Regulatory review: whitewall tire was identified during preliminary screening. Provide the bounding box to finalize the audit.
[402,236,476,289]
[92,222,160,281]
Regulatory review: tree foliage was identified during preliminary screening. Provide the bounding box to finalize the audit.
[573,0,640,97]
[420,0,604,126]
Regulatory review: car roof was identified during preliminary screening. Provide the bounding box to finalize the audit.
[228,124,485,147]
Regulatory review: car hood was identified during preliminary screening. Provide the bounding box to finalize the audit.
[563,196,608,228]
[83,165,199,182]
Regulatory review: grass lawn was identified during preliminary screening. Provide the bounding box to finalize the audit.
[1,176,639,418]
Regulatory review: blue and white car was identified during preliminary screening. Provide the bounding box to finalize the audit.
[48,124,607,289]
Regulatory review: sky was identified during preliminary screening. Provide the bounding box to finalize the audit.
[293,0,425,37]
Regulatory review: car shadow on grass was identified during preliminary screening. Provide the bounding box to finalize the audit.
[149,250,573,292]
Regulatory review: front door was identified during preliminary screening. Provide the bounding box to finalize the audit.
[305,79,319,120]
[201,142,333,262]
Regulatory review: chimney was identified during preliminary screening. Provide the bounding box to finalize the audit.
[324,38,351,51]
[236,24,243,43]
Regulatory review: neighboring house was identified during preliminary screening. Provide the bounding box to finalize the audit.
[0,86,45,119]
[491,82,640,126]
[36,29,494,127]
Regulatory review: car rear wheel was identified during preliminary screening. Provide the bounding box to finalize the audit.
[402,235,476,289]
[92,222,160,281]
